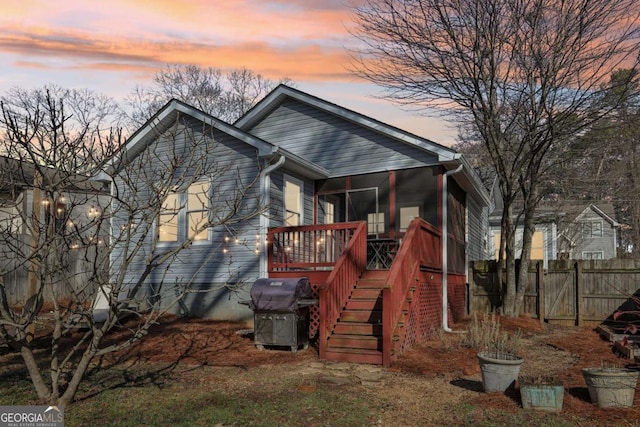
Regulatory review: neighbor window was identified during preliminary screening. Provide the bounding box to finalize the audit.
[284,175,303,226]
[582,221,602,238]
[158,179,211,243]
[582,251,603,260]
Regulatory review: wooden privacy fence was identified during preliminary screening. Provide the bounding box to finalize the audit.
[469,259,640,326]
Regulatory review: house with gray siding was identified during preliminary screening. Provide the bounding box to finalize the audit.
[557,203,620,259]
[109,85,491,340]
[0,156,109,305]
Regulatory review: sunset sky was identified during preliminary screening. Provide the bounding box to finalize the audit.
[0,0,457,145]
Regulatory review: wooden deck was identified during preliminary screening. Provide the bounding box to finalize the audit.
[268,218,458,366]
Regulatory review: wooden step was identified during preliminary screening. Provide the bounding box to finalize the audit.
[324,348,383,365]
[345,299,382,311]
[327,334,381,350]
[351,289,383,300]
[356,279,386,289]
[340,310,382,323]
[333,322,382,336]
[359,270,388,280]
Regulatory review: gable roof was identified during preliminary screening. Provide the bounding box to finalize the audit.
[108,99,329,180]
[236,84,490,206]
[568,203,620,227]
[236,84,458,161]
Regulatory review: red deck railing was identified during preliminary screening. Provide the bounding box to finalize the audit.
[267,222,367,347]
[382,218,442,366]
[317,222,367,359]
[268,223,364,272]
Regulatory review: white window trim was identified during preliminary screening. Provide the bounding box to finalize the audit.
[157,178,212,245]
[582,251,604,260]
[284,174,304,226]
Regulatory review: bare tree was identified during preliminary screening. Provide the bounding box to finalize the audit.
[0,88,264,405]
[123,64,291,128]
[350,0,640,316]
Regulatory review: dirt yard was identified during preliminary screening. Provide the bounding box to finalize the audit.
[97,315,640,426]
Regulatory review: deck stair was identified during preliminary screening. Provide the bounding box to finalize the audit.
[324,270,387,364]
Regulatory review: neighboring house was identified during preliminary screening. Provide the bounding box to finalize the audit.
[485,175,559,267]
[484,168,620,264]
[108,85,492,365]
[0,156,109,304]
[557,203,620,260]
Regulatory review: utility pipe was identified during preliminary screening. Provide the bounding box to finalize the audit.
[442,164,464,332]
[259,154,285,277]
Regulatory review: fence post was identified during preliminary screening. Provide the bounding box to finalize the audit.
[575,261,583,327]
[537,261,544,322]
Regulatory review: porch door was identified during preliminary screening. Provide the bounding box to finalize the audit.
[347,188,382,237]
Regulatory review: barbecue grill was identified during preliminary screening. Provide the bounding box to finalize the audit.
[246,277,316,352]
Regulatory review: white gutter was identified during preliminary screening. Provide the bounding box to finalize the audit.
[442,164,464,332]
[259,154,285,277]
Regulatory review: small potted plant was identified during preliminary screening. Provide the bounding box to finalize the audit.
[519,374,564,412]
[464,313,524,393]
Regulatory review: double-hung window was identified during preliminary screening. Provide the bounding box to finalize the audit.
[187,181,210,241]
[158,179,211,243]
[284,175,303,226]
[582,221,602,239]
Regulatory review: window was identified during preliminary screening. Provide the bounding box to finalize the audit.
[531,231,545,260]
[493,230,544,261]
[399,206,420,232]
[367,212,385,235]
[187,181,210,240]
[158,180,211,243]
[582,221,602,238]
[284,176,303,226]
[323,200,335,224]
[582,251,603,260]
[159,193,180,242]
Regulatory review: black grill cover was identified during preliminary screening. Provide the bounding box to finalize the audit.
[249,277,312,312]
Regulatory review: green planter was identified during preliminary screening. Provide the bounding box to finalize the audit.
[477,352,524,393]
[520,382,564,412]
[582,367,639,408]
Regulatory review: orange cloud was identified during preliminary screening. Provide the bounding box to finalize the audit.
[0,25,356,82]
[0,0,361,84]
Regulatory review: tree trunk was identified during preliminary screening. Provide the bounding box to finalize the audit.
[501,203,518,316]
[21,345,51,401]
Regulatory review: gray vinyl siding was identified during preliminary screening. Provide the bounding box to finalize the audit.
[467,195,488,261]
[247,99,439,177]
[576,209,617,259]
[112,119,264,320]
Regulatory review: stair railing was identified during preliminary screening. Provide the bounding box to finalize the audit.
[382,218,442,366]
[318,221,367,359]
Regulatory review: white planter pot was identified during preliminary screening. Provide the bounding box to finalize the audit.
[477,352,524,393]
[582,368,639,408]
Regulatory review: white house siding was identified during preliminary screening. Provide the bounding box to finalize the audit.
[112,120,264,320]
[246,99,440,176]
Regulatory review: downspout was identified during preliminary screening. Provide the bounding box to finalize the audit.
[442,163,464,332]
[259,154,285,277]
